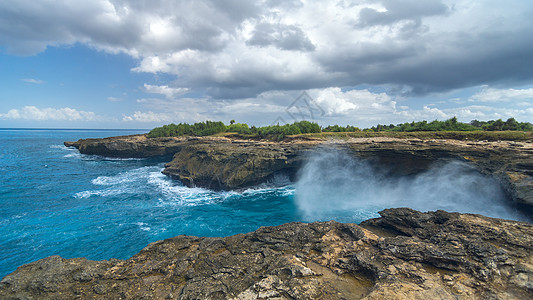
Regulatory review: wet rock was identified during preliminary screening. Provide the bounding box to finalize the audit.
[1,209,532,299]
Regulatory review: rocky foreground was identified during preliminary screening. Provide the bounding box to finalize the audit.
[1,208,532,299]
[65,134,533,215]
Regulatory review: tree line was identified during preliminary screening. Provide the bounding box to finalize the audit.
[369,117,533,132]
[147,117,533,139]
[147,120,322,140]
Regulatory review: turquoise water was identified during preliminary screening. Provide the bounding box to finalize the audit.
[0,129,305,279]
[1,129,528,279]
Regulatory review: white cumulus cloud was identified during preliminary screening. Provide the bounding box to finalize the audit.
[122,111,174,123]
[0,106,97,121]
[143,84,189,99]
[311,88,394,117]
[107,96,122,102]
[21,78,45,84]
[470,86,533,102]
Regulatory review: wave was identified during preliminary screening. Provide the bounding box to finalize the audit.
[295,147,527,222]
[50,144,81,159]
[51,144,145,161]
[75,154,145,161]
[91,167,156,185]
[76,166,162,198]
[50,144,75,150]
[63,152,82,159]
[76,165,295,209]
[135,222,151,232]
[148,171,217,206]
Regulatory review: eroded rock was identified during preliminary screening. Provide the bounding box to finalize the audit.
[65,135,533,216]
[1,209,532,299]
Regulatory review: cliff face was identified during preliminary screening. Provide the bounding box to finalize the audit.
[64,134,189,158]
[162,140,320,190]
[1,208,532,299]
[65,135,533,214]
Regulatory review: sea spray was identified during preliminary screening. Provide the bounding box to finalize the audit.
[295,147,526,222]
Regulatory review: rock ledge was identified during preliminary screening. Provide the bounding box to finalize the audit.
[1,208,532,299]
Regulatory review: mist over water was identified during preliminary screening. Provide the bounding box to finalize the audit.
[295,147,527,223]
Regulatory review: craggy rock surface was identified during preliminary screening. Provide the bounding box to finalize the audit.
[65,135,533,213]
[345,138,533,212]
[1,208,532,299]
[64,134,189,158]
[162,140,319,190]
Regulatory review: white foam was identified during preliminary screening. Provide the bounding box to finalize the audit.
[136,222,151,232]
[75,164,295,209]
[295,148,527,222]
[99,157,146,161]
[63,153,81,159]
[92,166,156,186]
[50,145,73,150]
[50,144,80,159]
[148,171,217,206]
[74,187,136,199]
[75,166,160,198]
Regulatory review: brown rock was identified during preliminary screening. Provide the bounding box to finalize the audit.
[1,208,532,299]
[65,135,533,216]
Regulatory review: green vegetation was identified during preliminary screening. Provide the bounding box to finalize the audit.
[147,120,321,140]
[146,121,227,138]
[147,117,533,140]
[368,117,533,132]
[322,124,360,132]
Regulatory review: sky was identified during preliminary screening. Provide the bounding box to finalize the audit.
[1,0,533,129]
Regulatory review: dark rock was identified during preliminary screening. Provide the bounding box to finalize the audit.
[64,134,189,158]
[162,140,316,190]
[1,209,532,299]
[65,135,533,216]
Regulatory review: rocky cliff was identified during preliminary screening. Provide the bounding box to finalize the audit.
[65,135,533,215]
[64,134,189,158]
[161,139,320,190]
[1,208,531,299]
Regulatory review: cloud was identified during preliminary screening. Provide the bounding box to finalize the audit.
[392,104,533,124]
[0,106,97,121]
[21,78,45,84]
[469,86,533,102]
[246,22,315,51]
[2,0,533,103]
[143,84,189,99]
[357,0,449,27]
[107,96,122,102]
[311,87,393,117]
[122,111,174,123]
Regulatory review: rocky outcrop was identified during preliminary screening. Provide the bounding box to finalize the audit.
[1,208,532,299]
[162,140,319,190]
[65,135,533,214]
[163,138,533,213]
[64,134,190,158]
[346,138,533,211]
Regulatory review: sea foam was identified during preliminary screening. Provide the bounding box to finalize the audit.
[295,147,526,222]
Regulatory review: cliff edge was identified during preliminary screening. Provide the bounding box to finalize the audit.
[65,134,533,215]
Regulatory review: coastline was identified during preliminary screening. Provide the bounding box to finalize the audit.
[64,133,533,217]
[2,208,532,299]
[1,131,532,298]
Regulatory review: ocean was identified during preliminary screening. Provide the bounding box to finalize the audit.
[0,129,527,279]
